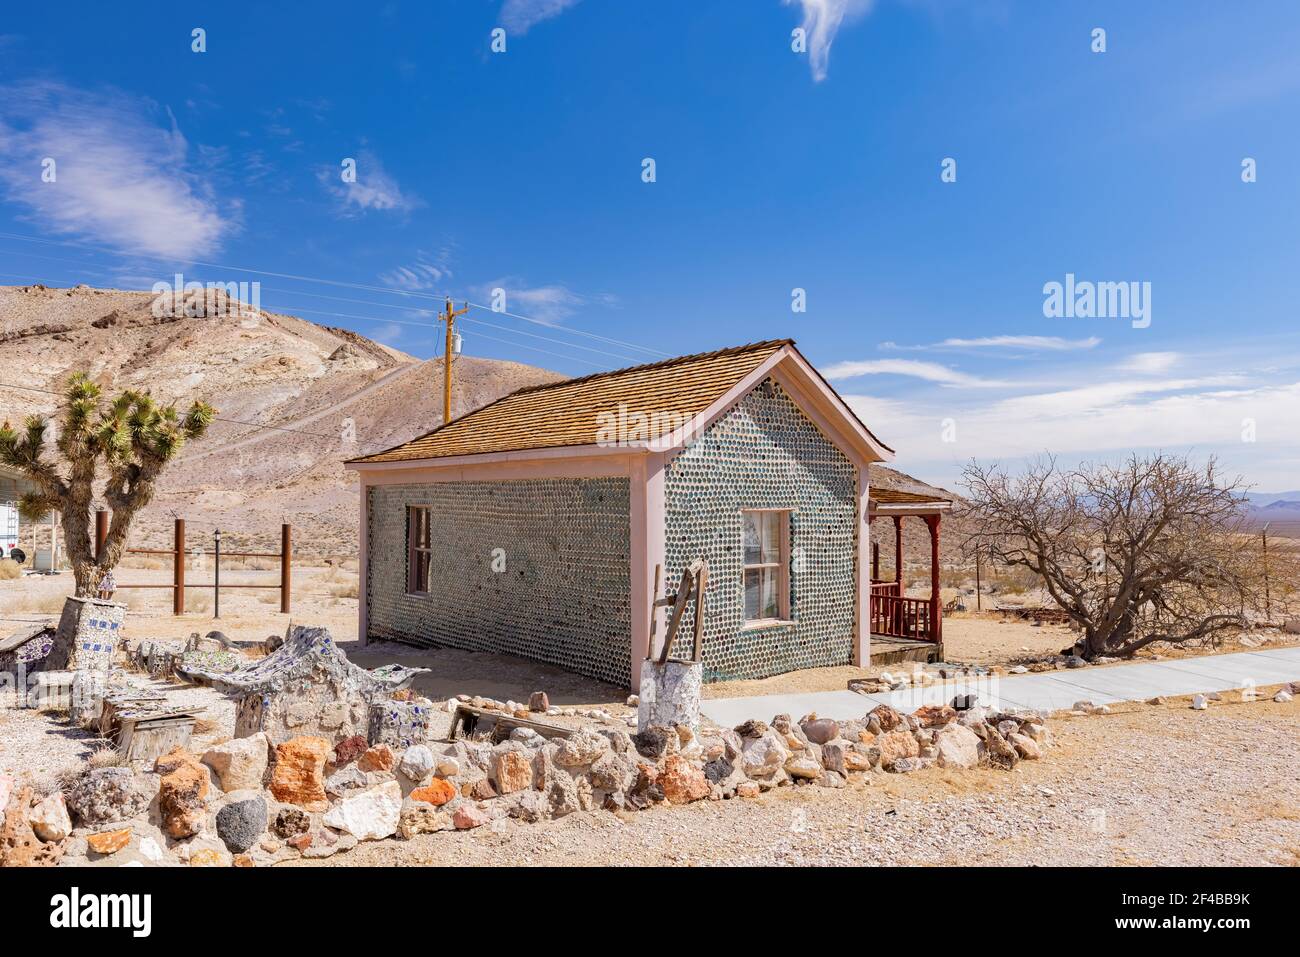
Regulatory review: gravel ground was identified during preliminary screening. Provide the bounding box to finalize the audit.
[297,692,1300,867]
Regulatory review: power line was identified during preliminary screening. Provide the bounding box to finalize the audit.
[0,253,649,368]
[0,380,339,440]
[0,230,670,359]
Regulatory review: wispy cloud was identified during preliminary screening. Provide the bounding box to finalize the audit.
[500,0,583,34]
[380,252,453,291]
[0,79,233,259]
[882,335,1102,352]
[475,277,615,324]
[822,357,1010,388]
[784,0,875,82]
[318,150,421,216]
[1119,351,1180,375]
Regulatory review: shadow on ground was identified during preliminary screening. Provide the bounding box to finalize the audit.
[340,638,626,707]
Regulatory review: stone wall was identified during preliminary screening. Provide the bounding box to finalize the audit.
[367,478,633,687]
[663,378,859,681]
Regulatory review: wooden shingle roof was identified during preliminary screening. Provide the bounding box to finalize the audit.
[349,339,792,464]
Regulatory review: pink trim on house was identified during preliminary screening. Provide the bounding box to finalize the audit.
[346,347,889,686]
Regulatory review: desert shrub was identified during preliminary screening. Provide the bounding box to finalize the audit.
[0,557,21,580]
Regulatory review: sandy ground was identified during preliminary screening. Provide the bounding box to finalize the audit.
[304,691,1300,868]
[4,566,1299,867]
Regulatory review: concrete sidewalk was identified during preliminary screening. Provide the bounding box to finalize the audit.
[700,646,1300,727]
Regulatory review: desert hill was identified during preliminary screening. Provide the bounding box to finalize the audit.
[0,284,563,556]
[0,284,968,564]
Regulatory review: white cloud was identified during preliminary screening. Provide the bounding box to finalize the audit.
[500,0,583,34]
[844,376,1299,487]
[822,358,1010,388]
[475,277,614,324]
[784,0,875,82]
[882,335,1102,352]
[0,80,232,259]
[1119,351,1180,374]
[319,150,421,216]
[380,252,453,291]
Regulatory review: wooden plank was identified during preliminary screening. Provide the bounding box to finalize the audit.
[658,566,695,664]
[448,704,573,744]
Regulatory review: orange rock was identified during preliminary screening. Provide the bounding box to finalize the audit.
[494,751,532,794]
[86,828,132,855]
[270,736,331,806]
[410,779,457,806]
[857,730,877,744]
[658,754,710,805]
[358,745,395,772]
[876,730,920,768]
[287,832,313,850]
[913,704,957,728]
[188,848,225,867]
[1,788,64,866]
[156,748,209,838]
[233,854,255,867]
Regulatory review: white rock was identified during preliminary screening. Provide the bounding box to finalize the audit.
[398,745,435,782]
[201,733,269,792]
[741,730,790,778]
[1273,690,1293,703]
[139,837,166,864]
[933,724,982,769]
[435,756,460,777]
[625,695,639,707]
[322,780,402,841]
[1191,694,1209,710]
[1010,665,1028,674]
[29,793,72,842]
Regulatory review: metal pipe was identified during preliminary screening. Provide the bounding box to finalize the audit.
[213,528,221,619]
[174,518,185,615]
[280,523,291,614]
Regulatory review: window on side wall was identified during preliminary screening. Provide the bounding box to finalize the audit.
[407,505,432,594]
[742,509,790,624]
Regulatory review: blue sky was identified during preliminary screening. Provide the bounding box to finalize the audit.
[1,1,1298,490]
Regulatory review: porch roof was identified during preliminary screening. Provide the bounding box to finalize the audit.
[868,487,954,517]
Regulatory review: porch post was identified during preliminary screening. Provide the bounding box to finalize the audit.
[925,514,942,646]
[892,515,903,585]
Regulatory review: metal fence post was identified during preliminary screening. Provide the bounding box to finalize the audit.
[173,518,185,615]
[95,509,108,564]
[213,528,221,619]
[280,523,291,614]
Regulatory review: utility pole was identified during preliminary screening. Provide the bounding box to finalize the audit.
[1262,523,1271,622]
[439,298,468,424]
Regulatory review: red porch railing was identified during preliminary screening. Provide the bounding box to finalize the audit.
[870,593,933,640]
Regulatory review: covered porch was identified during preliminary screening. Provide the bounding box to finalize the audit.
[867,488,953,663]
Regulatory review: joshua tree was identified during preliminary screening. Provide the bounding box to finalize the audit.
[961,453,1262,658]
[0,373,215,597]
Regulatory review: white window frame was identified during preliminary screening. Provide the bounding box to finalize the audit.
[741,508,792,626]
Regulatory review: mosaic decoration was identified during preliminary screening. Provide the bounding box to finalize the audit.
[181,625,428,745]
[48,597,126,672]
[367,477,633,687]
[367,698,432,748]
[663,377,858,682]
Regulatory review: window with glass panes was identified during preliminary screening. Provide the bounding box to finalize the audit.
[406,506,432,593]
[742,509,789,622]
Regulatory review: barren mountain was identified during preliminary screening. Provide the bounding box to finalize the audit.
[0,284,563,556]
[0,284,971,564]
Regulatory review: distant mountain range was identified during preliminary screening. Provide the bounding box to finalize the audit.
[1245,491,1300,507]
[1244,493,1300,536]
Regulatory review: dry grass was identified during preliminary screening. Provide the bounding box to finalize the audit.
[5,590,70,616]
[0,558,22,580]
[86,743,124,770]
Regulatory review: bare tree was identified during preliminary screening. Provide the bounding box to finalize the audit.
[0,373,214,597]
[961,453,1261,658]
